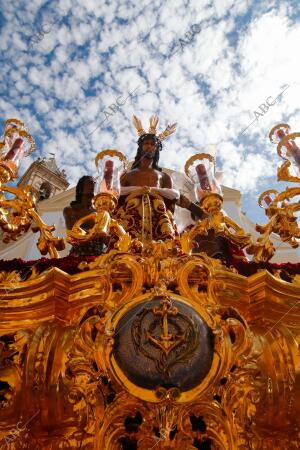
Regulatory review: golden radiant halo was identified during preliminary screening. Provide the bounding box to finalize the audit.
[258,189,279,208]
[277,132,300,159]
[132,115,177,141]
[104,292,223,404]
[268,123,290,144]
[95,149,129,171]
[184,153,215,180]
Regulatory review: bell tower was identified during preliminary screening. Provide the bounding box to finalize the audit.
[17,154,69,200]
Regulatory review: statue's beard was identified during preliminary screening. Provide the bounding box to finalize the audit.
[143,152,155,160]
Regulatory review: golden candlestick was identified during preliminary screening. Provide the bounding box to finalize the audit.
[269,123,300,182]
[190,191,251,249]
[247,123,300,262]
[66,191,129,248]
[247,187,300,262]
[183,154,252,253]
[0,118,65,258]
[67,150,131,252]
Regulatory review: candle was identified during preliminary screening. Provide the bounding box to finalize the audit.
[276,129,285,140]
[264,195,272,206]
[196,163,211,191]
[104,160,114,190]
[276,129,300,167]
[4,138,25,166]
[98,159,116,194]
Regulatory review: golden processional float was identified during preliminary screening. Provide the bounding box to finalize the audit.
[0,117,299,449]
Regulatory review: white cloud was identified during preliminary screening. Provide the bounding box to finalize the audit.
[0,0,299,224]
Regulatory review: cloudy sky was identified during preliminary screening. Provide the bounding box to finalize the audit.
[0,0,299,223]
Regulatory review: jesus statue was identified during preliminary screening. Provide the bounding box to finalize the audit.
[115,115,180,243]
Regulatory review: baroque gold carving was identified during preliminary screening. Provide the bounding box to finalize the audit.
[187,192,252,249]
[277,159,300,182]
[248,187,300,262]
[0,183,64,257]
[0,250,299,449]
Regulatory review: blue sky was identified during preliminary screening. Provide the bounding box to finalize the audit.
[1,0,300,223]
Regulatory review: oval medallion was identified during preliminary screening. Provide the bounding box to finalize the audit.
[113,296,214,391]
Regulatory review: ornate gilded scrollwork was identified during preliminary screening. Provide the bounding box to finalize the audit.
[0,332,30,399]
[185,192,252,252]
[247,187,300,262]
[277,159,300,182]
[0,184,65,257]
[183,152,253,254]
[0,248,299,448]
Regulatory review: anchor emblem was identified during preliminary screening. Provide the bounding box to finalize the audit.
[146,297,185,354]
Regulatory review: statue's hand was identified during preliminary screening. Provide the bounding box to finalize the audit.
[177,193,192,209]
